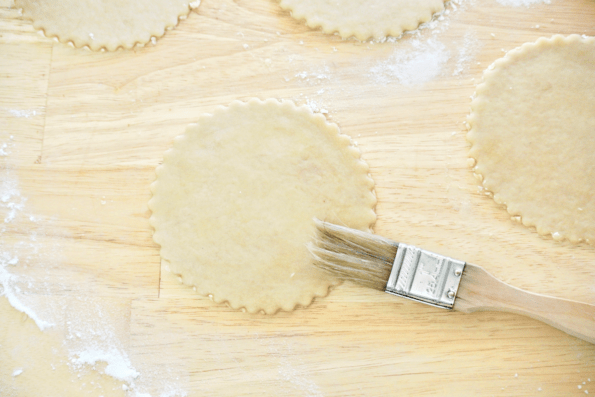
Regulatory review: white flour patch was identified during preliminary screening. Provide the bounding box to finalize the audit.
[305,99,328,114]
[1,174,26,224]
[291,63,332,86]
[366,0,474,42]
[364,0,478,85]
[453,30,481,76]
[1,107,41,119]
[0,136,13,157]
[0,264,55,331]
[496,0,550,6]
[368,38,450,86]
[12,368,23,377]
[0,159,55,331]
[71,348,139,383]
[281,1,477,113]
[258,338,324,397]
[62,296,143,390]
[284,55,338,117]
[0,134,186,396]
[280,0,476,117]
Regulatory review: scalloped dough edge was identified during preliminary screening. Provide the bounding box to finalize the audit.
[466,34,595,245]
[277,0,446,41]
[149,98,377,314]
[14,0,201,51]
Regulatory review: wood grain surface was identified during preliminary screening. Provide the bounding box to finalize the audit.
[1,0,594,395]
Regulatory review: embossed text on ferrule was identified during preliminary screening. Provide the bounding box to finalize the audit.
[385,243,465,309]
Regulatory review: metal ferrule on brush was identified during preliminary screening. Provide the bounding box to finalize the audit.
[385,244,466,309]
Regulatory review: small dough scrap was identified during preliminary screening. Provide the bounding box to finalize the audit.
[15,0,200,51]
[277,0,445,41]
[467,35,595,245]
[149,99,376,314]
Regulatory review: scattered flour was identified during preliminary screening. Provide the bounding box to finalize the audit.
[365,0,472,43]
[291,63,331,85]
[11,368,23,377]
[365,0,480,86]
[1,173,26,224]
[0,0,555,393]
[362,0,457,86]
[0,163,55,331]
[0,140,11,157]
[1,107,40,119]
[284,0,480,116]
[453,30,481,76]
[0,134,186,396]
[259,338,323,397]
[0,264,55,331]
[368,38,450,86]
[71,347,139,383]
[305,99,328,114]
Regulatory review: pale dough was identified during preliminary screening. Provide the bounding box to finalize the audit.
[277,0,446,41]
[149,99,376,314]
[15,0,200,51]
[467,35,595,245]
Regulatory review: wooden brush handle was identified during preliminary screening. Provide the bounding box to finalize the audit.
[453,263,595,344]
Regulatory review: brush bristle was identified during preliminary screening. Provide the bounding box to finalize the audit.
[309,219,399,291]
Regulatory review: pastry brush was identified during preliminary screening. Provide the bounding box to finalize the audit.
[309,219,595,344]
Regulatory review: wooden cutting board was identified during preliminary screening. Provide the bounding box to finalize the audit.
[1,0,594,395]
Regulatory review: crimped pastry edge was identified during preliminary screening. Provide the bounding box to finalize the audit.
[148,97,378,314]
[14,0,200,51]
[466,34,595,245]
[277,0,446,41]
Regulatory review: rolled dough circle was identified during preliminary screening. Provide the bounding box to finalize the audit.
[15,0,199,51]
[149,99,377,314]
[467,35,595,245]
[278,0,446,41]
